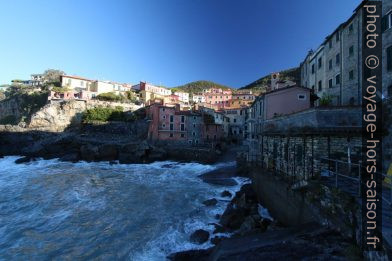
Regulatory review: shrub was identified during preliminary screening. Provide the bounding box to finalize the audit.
[83,106,126,122]
[319,93,334,106]
[96,92,124,102]
[0,115,18,125]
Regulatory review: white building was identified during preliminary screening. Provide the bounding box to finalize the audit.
[174,91,189,103]
[61,75,93,92]
[192,94,206,103]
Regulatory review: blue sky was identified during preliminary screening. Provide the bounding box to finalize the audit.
[0,0,360,88]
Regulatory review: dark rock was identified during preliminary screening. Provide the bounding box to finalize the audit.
[221,190,232,198]
[167,249,212,261]
[59,153,80,162]
[211,236,228,245]
[15,156,34,164]
[96,144,118,161]
[201,178,238,186]
[213,224,226,234]
[202,198,218,206]
[215,214,221,220]
[109,160,118,165]
[118,152,139,164]
[190,229,210,244]
[80,144,98,161]
[238,216,257,235]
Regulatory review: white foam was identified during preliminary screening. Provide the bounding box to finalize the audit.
[258,204,273,221]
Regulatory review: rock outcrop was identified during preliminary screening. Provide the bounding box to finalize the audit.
[28,100,87,131]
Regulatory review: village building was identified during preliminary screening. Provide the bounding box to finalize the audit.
[174,91,190,104]
[132,81,171,104]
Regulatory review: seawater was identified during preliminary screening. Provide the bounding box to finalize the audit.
[0,156,249,260]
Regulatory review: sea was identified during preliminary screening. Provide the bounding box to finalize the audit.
[0,156,250,260]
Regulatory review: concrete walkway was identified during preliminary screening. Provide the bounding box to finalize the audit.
[321,175,392,252]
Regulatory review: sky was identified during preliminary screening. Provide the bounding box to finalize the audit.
[0,0,360,88]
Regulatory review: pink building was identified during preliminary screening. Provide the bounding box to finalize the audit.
[204,124,224,142]
[263,86,312,119]
[203,88,232,109]
[146,102,224,144]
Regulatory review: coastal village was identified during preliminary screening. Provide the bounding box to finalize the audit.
[0,0,392,259]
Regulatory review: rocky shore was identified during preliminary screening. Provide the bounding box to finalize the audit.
[168,164,361,260]
[0,126,224,165]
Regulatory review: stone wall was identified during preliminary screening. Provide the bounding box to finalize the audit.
[255,135,362,181]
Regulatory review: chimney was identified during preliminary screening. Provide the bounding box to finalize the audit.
[271,72,280,90]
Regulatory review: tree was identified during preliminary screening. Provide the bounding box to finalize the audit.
[42,69,65,85]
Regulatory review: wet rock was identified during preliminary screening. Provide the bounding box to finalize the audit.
[211,236,228,245]
[15,156,34,164]
[202,198,218,206]
[238,216,257,235]
[201,178,238,186]
[109,160,118,165]
[96,144,118,161]
[190,229,210,244]
[215,214,221,220]
[220,204,246,231]
[167,249,212,261]
[118,152,138,164]
[59,153,80,162]
[80,144,98,161]
[221,190,232,198]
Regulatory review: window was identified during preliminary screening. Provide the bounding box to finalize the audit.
[311,64,315,74]
[329,79,333,88]
[170,115,174,122]
[170,133,173,137]
[387,46,392,71]
[170,124,173,131]
[181,124,185,131]
[318,81,322,91]
[162,124,166,128]
[298,94,306,100]
[388,85,392,97]
[329,59,332,70]
[382,12,392,32]
[192,132,196,137]
[349,23,353,33]
[181,116,185,122]
[234,119,237,123]
[181,133,185,138]
[318,57,322,69]
[193,124,196,128]
[336,32,340,42]
[163,115,166,119]
[349,46,354,56]
[329,40,332,49]
[162,108,165,112]
[336,53,340,65]
[349,70,354,80]
[311,85,315,91]
[336,74,341,85]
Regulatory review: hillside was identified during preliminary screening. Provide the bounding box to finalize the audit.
[240,67,301,91]
[171,80,233,95]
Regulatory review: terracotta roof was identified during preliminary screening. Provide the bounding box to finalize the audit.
[61,75,92,81]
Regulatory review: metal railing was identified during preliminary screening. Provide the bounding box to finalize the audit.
[321,157,392,206]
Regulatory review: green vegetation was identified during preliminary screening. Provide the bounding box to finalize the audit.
[83,106,127,122]
[171,80,233,95]
[240,67,301,91]
[0,115,18,125]
[319,93,334,106]
[96,92,125,102]
[51,86,70,93]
